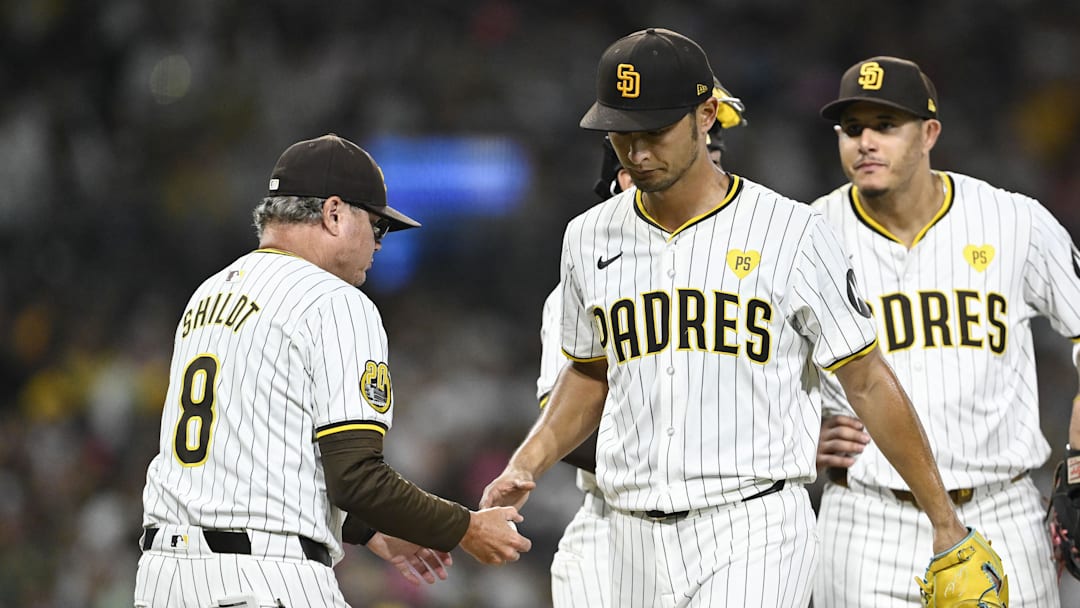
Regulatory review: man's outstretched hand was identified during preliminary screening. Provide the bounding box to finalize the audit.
[366,532,453,585]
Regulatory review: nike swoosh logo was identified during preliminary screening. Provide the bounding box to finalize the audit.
[597,253,623,269]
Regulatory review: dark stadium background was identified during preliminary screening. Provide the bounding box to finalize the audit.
[1,1,1078,605]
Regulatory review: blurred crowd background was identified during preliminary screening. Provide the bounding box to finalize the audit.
[2,0,1079,606]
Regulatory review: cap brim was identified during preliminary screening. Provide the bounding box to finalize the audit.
[580,101,691,133]
[368,204,421,232]
[820,97,931,121]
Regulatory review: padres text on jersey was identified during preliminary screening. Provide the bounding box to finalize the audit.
[559,175,878,513]
[813,172,1080,490]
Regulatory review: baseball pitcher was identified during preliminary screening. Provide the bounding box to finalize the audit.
[483,29,998,608]
[543,81,747,608]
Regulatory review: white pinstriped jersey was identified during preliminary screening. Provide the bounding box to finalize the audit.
[540,285,611,608]
[538,286,601,495]
[813,171,1080,490]
[560,175,878,513]
[141,248,396,565]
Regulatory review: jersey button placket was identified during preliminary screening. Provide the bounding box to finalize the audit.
[657,243,679,496]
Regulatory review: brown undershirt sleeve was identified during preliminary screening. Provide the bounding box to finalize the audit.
[561,429,598,473]
[540,392,598,473]
[319,430,471,552]
[341,514,377,545]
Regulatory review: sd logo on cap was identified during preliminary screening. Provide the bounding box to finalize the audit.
[580,28,716,133]
[820,56,939,121]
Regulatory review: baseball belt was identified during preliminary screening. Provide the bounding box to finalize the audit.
[581,488,610,518]
[141,527,331,567]
[826,467,1026,509]
[642,479,787,520]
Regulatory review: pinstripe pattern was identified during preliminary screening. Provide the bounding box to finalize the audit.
[539,286,611,607]
[139,249,393,605]
[550,491,611,608]
[816,477,1058,607]
[608,485,816,608]
[812,171,1080,607]
[134,551,348,607]
[558,175,873,606]
[560,176,877,513]
[815,172,1080,489]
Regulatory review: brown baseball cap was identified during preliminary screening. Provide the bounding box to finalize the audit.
[820,56,939,122]
[580,28,715,133]
[268,134,420,232]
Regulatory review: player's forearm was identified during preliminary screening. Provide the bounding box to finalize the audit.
[835,349,961,531]
[859,397,954,526]
[509,361,606,478]
[320,432,471,552]
[561,430,598,473]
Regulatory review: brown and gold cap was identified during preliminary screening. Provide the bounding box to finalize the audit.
[821,56,939,121]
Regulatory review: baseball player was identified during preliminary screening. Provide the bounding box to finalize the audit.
[543,82,747,608]
[135,134,531,608]
[541,137,628,608]
[482,29,998,608]
[812,56,1080,607]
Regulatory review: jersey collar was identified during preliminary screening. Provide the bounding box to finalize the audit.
[253,247,300,257]
[633,173,744,241]
[848,171,954,248]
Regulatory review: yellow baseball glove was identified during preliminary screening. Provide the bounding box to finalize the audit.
[915,528,1008,608]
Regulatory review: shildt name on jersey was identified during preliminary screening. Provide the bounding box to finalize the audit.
[589,288,772,365]
[180,291,262,338]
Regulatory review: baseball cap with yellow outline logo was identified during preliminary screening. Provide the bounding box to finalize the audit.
[580,28,715,133]
[820,56,939,121]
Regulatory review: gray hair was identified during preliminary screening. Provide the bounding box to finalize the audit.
[252,196,326,238]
